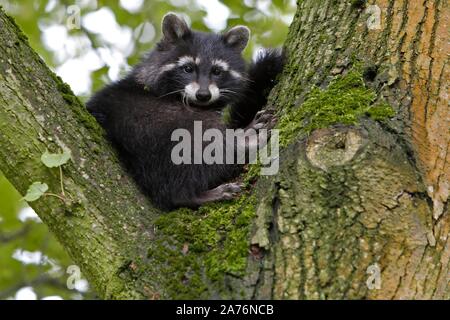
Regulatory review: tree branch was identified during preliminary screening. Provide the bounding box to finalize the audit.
[0,8,156,299]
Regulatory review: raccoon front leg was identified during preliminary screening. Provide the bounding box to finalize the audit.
[228,48,285,128]
[245,109,277,131]
[239,111,275,160]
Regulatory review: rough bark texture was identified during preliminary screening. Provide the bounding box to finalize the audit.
[244,0,449,299]
[0,9,156,299]
[0,1,448,300]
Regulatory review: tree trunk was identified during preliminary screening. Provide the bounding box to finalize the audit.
[0,1,448,300]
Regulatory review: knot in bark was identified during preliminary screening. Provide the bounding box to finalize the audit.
[306,127,367,171]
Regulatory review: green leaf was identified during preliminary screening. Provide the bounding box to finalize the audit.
[41,148,72,168]
[23,182,48,202]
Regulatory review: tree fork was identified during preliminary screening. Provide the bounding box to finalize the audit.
[0,0,448,300]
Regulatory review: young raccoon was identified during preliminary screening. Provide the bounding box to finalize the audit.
[87,13,284,211]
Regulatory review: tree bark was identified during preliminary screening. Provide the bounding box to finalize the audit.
[0,9,156,299]
[0,1,448,300]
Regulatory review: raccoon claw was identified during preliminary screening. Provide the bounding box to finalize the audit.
[221,182,243,193]
[249,110,277,131]
[219,182,243,200]
[252,122,266,130]
[254,110,272,121]
[194,182,243,206]
[255,109,271,119]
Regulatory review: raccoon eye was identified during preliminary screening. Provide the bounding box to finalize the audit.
[211,67,222,76]
[183,65,194,73]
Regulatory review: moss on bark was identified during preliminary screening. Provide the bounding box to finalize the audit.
[276,70,394,147]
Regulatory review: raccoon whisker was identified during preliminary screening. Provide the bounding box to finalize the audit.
[186,95,192,108]
[181,93,197,113]
[222,94,245,102]
[237,76,254,83]
[219,92,234,98]
[182,92,192,109]
[220,89,244,100]
[220,89,239,95]
[220,93,238,100]
[157,89,185,99]
[172,79,186,86]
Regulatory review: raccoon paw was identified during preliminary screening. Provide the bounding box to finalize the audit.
[218,182,243,200]
[195,182,244,205]
[248,109,277,131]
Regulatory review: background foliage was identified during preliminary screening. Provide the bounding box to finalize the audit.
[0,0,295,299]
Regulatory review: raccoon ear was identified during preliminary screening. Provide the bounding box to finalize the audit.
[161,13,191,42]
[223,26,250,52]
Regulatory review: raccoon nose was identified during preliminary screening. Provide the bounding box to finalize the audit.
[196,90,211,102]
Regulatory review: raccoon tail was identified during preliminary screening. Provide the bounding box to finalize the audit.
[228,48,285,128]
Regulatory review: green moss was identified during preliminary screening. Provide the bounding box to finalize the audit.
[243,162,262,186]
[366,102,395,120]
[145,195,256,298]
[48,73,102,132]
[277,70,395,147]
[306,70,315,80]
[2,8,93,131]
[2,8,29,43]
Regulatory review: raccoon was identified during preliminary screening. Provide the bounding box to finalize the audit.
[86,13,284,211]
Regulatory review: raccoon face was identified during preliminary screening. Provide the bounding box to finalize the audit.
[173,54,247,107]
[134,13,250,108]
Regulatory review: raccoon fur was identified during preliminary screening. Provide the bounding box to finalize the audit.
[86,13,284,210]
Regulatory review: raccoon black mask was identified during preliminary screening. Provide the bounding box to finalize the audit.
[132,13,250,108]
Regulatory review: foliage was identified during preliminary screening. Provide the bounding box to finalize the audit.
[0,174,88,299]
[23,182,49,202]
[41,148,71,168]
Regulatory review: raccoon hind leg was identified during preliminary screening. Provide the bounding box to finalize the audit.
[173,183,243,208]
[195,182,243,204]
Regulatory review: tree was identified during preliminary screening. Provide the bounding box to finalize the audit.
[0,0,448,300]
